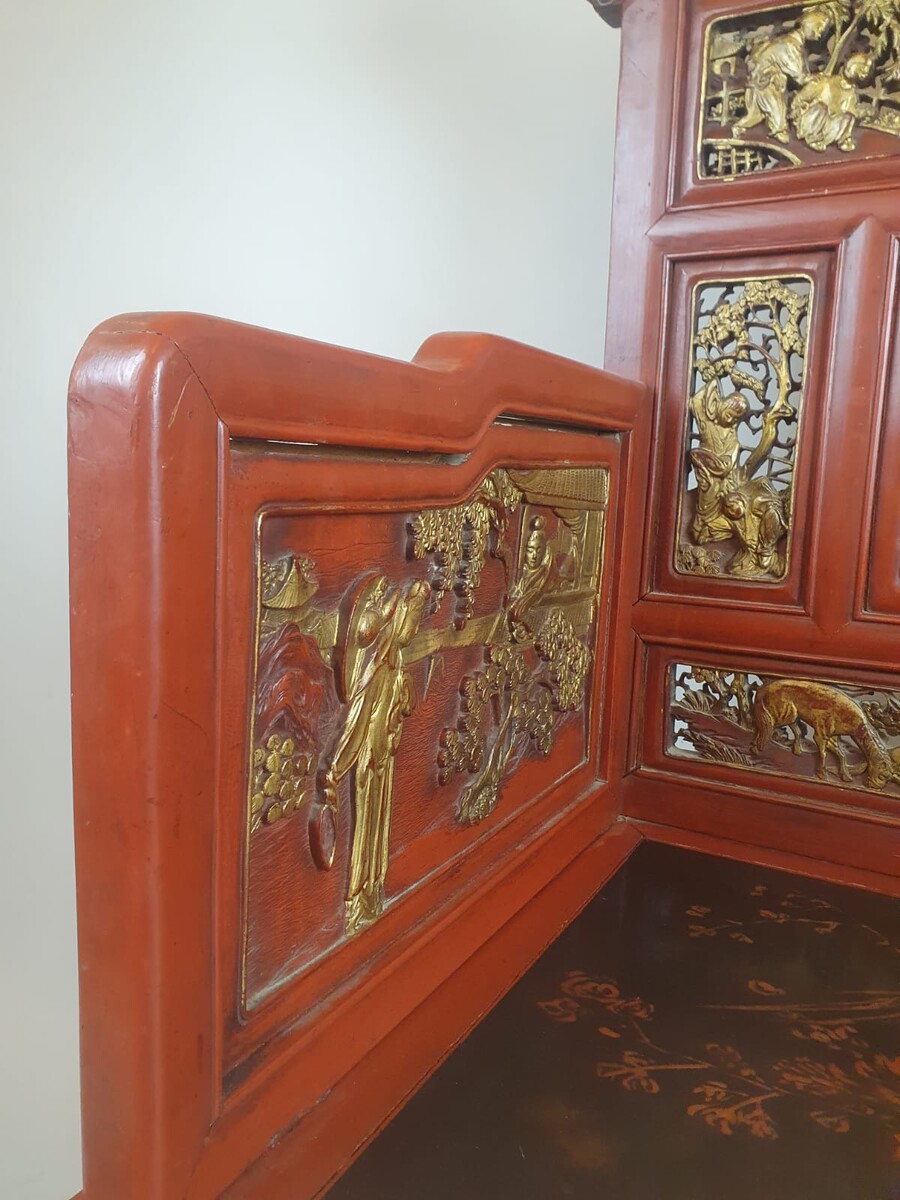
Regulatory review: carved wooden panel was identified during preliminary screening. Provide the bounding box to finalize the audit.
[69,314,645,1200]
[607,0,900,866]
[668,662,900,798]
[648,252,831,611]
[675,274,812,582]
[699,1,900,181]
[242,466,609,1007]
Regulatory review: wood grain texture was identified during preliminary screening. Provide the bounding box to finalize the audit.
[68,314,646,1199]
[610,0,900,858]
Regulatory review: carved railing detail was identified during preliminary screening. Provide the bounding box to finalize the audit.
[699,1,900,180]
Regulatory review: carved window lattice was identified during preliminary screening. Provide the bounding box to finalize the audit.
[699,1,900,180]
[668,662,900,797]
[675,275,812,583]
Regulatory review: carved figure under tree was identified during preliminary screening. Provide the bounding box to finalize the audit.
[244,466,609,946]
[677,277,809,582]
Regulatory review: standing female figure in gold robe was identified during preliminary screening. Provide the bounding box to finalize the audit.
[319,575,430,935]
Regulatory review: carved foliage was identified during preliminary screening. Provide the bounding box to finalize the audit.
[700,1,900,179]
[676,276,811,583]
[246,467,609,939]
[436,469,607,825]
[668,663,900,796]
[410,468,520,627]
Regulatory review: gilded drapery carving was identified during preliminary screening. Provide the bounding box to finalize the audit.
[246,466,609,936]
[700,2,900,179]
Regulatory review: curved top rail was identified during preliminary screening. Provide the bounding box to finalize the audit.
[71,312,645,453]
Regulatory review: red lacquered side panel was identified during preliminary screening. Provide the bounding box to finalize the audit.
[68,314,647,1199]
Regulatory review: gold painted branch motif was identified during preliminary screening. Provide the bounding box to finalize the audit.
[537,881,900,1157]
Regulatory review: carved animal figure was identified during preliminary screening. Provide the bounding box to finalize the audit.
[751,678,893,790]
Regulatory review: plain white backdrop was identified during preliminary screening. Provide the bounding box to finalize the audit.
[0,2,620,1196]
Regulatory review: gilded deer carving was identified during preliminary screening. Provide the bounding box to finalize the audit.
[751,679,894,790]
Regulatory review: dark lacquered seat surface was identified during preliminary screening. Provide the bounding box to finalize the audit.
[329,842,900,1200]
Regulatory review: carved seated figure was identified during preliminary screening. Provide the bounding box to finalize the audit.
[790,53,874,153]
[732,7,833,144]
[720,482,788,579]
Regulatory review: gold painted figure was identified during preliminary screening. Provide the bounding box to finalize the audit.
[686,380,791,579]
[791,52,874,150]
[705,1,900,174]
[732,7,834,143]
[509,515,555,625]
[679,277,808,582]
[751,679,894,789]
[319,575,431,935]
[688,381,749,546]
[720,485,788,578]
[670,665,900,796]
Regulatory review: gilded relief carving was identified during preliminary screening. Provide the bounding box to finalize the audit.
[410,469,520,627]
[314,576,430,934]
[668,663,900,795]
[676,277,811,582]
[700,2,900,179]
[246,467,608,937]
[439,469,607,824]
[249,557,337,833]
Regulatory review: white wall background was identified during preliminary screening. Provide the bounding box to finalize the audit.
[0,2,620,1196]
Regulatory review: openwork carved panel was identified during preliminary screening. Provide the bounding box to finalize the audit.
[699,2,900,180]
[668,663,900,796]
[243,466,608,1005]
[675,275,812,582]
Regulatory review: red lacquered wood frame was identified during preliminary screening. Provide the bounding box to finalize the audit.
[647,248,835,615]
[608,0,900,869]
[68,4,900,1194]
[68,314,647,1200]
